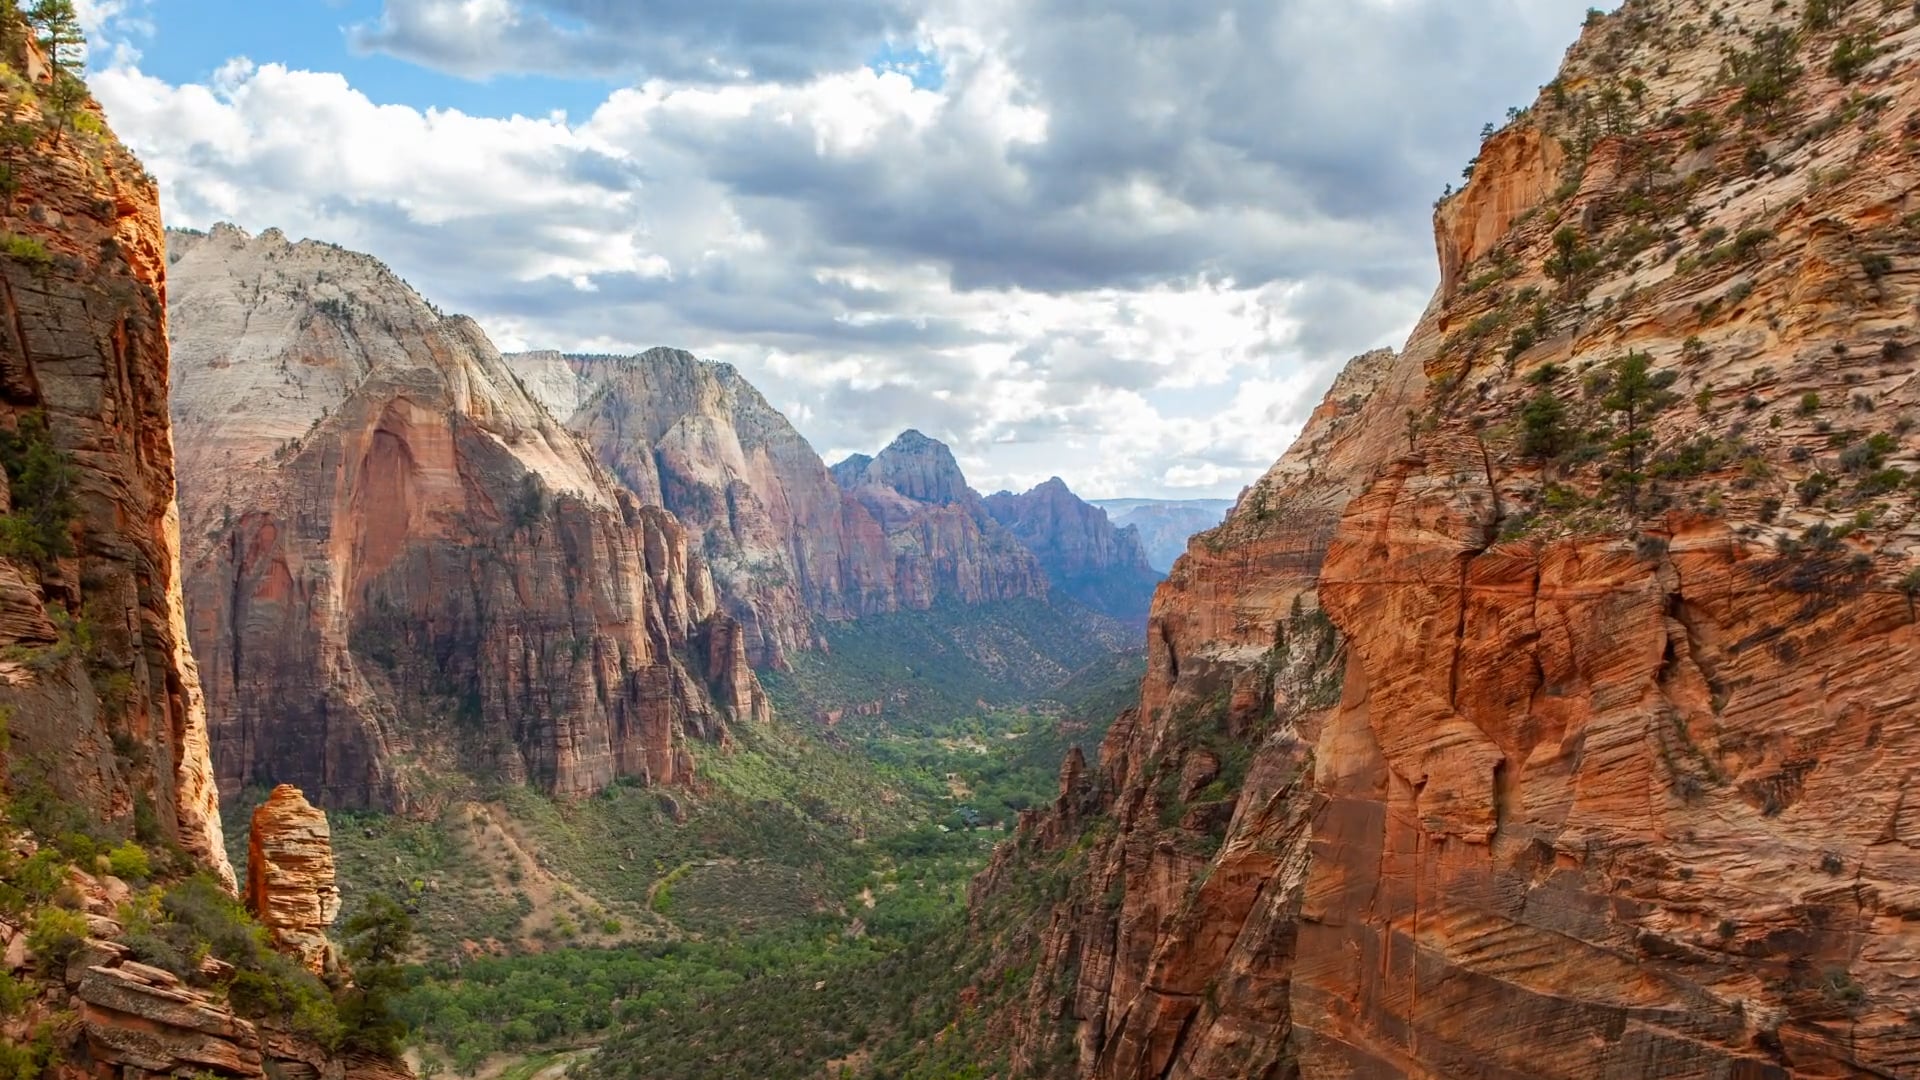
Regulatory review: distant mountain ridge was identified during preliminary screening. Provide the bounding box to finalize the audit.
[508,351,1161,653]
[1092,497,1234,571]
[986,479,1161,626]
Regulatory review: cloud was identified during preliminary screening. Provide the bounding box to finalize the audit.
[349,0,922,83]
[92,0,1604,499]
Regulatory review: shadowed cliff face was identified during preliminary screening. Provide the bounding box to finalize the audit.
[0,46,229,886]
[167,231,766,811]
[966,1,1920,1076]
[985,478,1163,627]
[508,348,904,668]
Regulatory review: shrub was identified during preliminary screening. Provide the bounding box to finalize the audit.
[0,412,77,570]
[0,232,48,266]
[106,841,150,881]
[1828,33,1878,83]
[26,906,88,973]
[0,968,26,1016]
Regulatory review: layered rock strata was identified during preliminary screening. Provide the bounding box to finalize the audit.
[967,1,1920,1076]
[245,784,341,975]
[0,36,229,885]
[167,230,766,810]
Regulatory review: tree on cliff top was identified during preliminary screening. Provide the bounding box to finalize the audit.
[23,0,80,72]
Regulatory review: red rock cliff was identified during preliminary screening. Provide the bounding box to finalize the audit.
[0,37,229,886]
[966,1,1920,1076]
[166,229,766,810]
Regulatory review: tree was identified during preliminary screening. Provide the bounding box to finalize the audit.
[1601,351,1678,512]
[1726,27,1802,123]
[42,68,85,132]
[1519,386,1573,464]
[24,0,80,72]
[1544,227,1598,289]
[336,894,414,1055]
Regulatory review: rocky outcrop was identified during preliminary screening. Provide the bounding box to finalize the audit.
[0,35,229,885]
[984,478,1162,626]
[63,932,400,1080]
[1091,499,1234,573]
[245,785,341,975]
[966,1,1920,1076]
[167,230,764,810]
[832,430,1048,609]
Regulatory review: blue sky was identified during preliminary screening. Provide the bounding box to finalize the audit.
[123,0,614,118]
[87,0,1602,499]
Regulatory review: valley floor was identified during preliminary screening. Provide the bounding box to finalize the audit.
[224,624,1142,1079]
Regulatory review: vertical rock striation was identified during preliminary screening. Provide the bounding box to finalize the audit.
[167,230,765,810]
[508,352,1073,667]
[508,348,901,667]
[964,1,1920,1076]
[0,38,229,886]
[831,429,1048,609]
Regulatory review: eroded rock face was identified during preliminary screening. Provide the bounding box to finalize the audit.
[508,349,901,667]
[168,230,763,810]
[984,479,1162,627]
[832,430,1047,609]
[245,785,341,974]
[0,43,229,886]
[67,933,401,1080]
[967,1,1920,1076]
[510,354,1064,666]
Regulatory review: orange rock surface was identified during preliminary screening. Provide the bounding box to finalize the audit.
[245,785,341,974]
[0,38,229,886]
[167,229,768,809]
[967,2,1920,1076]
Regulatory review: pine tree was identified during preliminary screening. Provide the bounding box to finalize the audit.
[1602,351,1679,512]
[25,0,79,71]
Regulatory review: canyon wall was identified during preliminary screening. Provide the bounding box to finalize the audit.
[968,1,1920,1076]
[508,348,900,667]
[984,478,1162,627]
[167,231,766,811]
[510,352,1071,666]
[831,429,1048,608]
[0,38,229,885]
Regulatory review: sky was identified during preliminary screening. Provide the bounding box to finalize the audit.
[79,0,1604,500]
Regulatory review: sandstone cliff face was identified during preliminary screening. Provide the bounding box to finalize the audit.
[969,1,1920,1076]
[985,478,1162,626]
[167,230,766,810]
[832,429,1048,610]
[0,40,229,886]
[507,349,902,667]
[509,353,1064,667]
[245,784,341,975]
